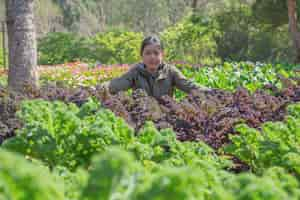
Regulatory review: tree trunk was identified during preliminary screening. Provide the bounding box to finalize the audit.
[192,0,198,8]
[191,0,201,16]
[6,0,38,92]
[287,0,300,63]
[98,1,106,31]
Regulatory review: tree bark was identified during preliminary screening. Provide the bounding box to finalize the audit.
[6,0,38,92]
[287,0,300,63]
[192,0,198,11]
[192,0,198,8]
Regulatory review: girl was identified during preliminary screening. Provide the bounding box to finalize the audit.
[107,36,208,99]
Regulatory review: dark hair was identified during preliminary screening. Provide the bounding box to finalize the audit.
[140,36,164,56]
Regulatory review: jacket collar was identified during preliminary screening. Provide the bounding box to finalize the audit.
[137,63,168,80]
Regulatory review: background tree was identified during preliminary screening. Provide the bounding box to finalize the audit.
[1,0,300,66]
[287,0,300,63]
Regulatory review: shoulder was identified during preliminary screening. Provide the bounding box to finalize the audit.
[162,63,181,74]
[157,63,180,80]
[159,63,175,72]
[126,63,142,75]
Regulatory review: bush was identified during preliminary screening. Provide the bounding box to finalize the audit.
[38,32,91,65]
[214,2,294,63]
[161,14,221,65]
[38,30,143,65]
[91,30,143,64]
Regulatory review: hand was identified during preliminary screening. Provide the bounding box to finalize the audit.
[95,82,111,100]
[95,81,110,91]
[190,86,214,96]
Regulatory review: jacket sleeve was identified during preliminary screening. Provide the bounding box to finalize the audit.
[170,65,199,93]
[107,67,136,94]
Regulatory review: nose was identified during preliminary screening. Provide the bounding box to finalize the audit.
[150,53,156,59]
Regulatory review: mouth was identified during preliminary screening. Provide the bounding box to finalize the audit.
[149,62,159,66]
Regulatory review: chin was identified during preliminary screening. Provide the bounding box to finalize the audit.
[149,66,158,70]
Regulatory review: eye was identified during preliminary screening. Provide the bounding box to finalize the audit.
[154,51,160,56]
[143,51,151,56]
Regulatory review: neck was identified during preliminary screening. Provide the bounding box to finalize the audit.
[144,63,162,74]
[146,67,157,74]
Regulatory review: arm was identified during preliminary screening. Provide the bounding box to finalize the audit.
[171,65,199,93]
[107,67,136,94]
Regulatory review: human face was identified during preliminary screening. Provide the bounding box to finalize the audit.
[142,44,164,73]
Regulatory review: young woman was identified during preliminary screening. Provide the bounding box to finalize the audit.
[106,36,209,99]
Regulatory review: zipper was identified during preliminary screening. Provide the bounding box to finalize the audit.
[145,76,154,96]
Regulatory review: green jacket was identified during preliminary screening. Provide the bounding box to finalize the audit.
[107,63,199,99]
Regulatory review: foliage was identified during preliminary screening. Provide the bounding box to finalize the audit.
[252,0,294,27]
[0,80,299,199]
[39,63,130,87]
[0,150,64,200]
[214,2,294,63]
[81,148,300,200]
[214,167,300,200]
[161,14,221,65]
[37,62,299,92]
[225,103,300,177]
[181,62,297,92]
[38,30,143,65]
[91,30,143,64]
[38,32,91,65]
[2,99,134,170]
[100,82,300,149]
[2,98,231,171]
[1,147,299,200]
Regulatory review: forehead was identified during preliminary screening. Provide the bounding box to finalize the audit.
[143,44,162,52]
